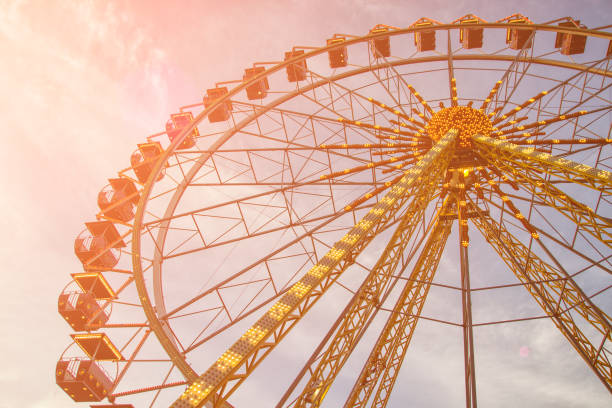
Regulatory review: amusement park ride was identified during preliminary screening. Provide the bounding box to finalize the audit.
[56,14,611,408]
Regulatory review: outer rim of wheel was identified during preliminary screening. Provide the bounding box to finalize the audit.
[130,22,612,383]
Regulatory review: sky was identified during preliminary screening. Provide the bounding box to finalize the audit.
[0,0,611,407]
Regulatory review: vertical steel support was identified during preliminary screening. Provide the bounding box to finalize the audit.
[343,212,452,408]
[456,172,477,408]
[459,237,477,408]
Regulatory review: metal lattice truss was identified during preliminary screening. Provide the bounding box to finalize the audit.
[55,15,612,408]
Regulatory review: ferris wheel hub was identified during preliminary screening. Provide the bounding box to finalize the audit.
[425,105,492,149]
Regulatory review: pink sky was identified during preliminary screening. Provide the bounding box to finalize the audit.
[0,1,610,407]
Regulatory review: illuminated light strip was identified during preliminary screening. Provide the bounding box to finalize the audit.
[405,84,434,115]
[438,170,454,200]
[478,169,539,238]
[318,143,414,150]
[473,134,612,187]
[496,110,589,136]
[456,172,470,247]
[336,117,428,139]
[373,133,426,142]
[511,138,612,146]
[487,106,504,119]
[389,119,422,132]
[171,130,457,408]
[491,90,548,125]
[366,96,415,123]
[498,131,546,140]
[450,77,458,106]
[480,80,502,111]
[71,333,123,361]
[319,154,418,181]
[342,173,407,212]
[486,165,518,191]
[405,115,426,128]
[381,158,421,174]
[472,181,485,199]
[372,145,430,155]
[496,115,528,130]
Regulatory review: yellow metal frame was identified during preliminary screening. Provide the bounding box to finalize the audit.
[345,213,453,408]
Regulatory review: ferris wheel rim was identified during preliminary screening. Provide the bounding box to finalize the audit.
[102,19,612,405]
[133,51,612,384]
[132,24,612,386]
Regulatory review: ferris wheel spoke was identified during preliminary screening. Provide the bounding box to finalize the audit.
[493,107,611,145]
[303,69,385,123]
[368,62,428,119]
[473,140,612,262]
[492,55,610,123]
[487,34,536,118]
[470,205,612,392]
[345,211,452,408]
[478,178,612,277]
[206,108,416,178]
[305,67,430,133]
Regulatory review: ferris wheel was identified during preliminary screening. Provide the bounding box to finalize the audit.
[56,14,612,408]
